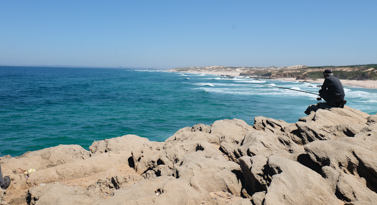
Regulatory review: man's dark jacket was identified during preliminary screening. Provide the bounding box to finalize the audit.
[319,75,345,106]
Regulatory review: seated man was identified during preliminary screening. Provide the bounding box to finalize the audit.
[305,69,346,115]
[0,164,11,190]
[318,69,346,107]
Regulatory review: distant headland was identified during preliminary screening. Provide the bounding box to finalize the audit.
[169,64,377,88]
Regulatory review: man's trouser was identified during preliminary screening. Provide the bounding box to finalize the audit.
[319,91,345,107]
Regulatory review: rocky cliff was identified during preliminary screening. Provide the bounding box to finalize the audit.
[1,106,377,205]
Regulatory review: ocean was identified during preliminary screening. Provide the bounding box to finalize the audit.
[1,66,377,157]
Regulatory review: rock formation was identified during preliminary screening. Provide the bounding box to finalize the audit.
[1,106,377,204]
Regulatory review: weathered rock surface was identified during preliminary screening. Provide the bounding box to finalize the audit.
[1,106,377,205]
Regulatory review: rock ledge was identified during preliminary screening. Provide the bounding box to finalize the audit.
[1,106,377,205]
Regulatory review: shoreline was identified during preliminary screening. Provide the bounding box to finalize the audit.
[171,70,377,89]
[270,78,377,89]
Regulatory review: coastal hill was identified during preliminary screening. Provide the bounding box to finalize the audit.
[1,106,377,204]
[170,64,377,80]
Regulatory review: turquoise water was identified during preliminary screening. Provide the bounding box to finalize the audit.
[1,66,377,156]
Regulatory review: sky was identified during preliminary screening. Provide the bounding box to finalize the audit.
[1,0,376,69]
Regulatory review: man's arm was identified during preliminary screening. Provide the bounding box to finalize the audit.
[319,78,329,99]
[321,78,329,90]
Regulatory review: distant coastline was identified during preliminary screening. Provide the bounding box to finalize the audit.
[169,65,377,89]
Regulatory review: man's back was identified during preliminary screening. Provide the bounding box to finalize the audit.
[322,75,345,97]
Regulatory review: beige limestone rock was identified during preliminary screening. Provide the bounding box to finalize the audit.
[93,177,211,205]
[89,134,159,155]
[263,156,342,205]
[294,106,369,144]
[2,105,377,205]
[27,182,98,205]
[2,145,89,172]
[211,119,254,145]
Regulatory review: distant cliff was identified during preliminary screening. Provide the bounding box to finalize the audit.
[171,64,377,80]
[1,106,377,204]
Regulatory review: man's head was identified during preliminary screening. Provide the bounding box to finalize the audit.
[323,69,333,78]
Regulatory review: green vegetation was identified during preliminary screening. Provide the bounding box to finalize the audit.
[336,70,377,80]
[304,71,324,79]
[277,64,377,80]
[261,72,272,77]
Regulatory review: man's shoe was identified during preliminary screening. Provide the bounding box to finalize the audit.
[1,176,11,189]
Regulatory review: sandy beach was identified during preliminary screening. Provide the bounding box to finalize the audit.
[175,70,377,89]
[277,78,377,89]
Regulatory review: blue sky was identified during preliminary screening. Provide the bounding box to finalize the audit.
[1,0,376,69]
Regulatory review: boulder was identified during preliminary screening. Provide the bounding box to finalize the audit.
[305,139,377,199]
[176,150,242,195]
[25,152,134,185]
[2,145,89,172]
[238,156,269,195]
[264,156,341,205]
[221,130,304,162]
[239,155,341,204]
[239,131,304,158]
[89,134,158,155]
[27,183,98,205]
[336,172,377,203]
[210,119,254,145]
[293,106,369,144]
[165,126,220,146]
[93,177,211,205]
[165,119,253,146]
[253,116,291,135]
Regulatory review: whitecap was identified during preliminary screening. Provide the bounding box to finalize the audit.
[193,83,215,87]
[303,82,319,88]
[354,99,377,103]
[236,79,267,84]
[344,88,352,93]
[346,90,371,98]
[134,69,164,72]
[193,86,316,98]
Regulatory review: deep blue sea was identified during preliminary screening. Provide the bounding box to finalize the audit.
[2,66,377,156]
